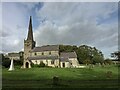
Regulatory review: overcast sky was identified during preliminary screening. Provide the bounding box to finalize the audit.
[1,2,118,58]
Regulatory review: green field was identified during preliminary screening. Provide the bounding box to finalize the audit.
[2,65,119,89]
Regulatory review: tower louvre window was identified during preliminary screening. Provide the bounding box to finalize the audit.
[49,52,51,55]
[42,52,44,55]
[34,52,37,55]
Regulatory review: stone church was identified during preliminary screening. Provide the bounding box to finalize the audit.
[23,16,79,68]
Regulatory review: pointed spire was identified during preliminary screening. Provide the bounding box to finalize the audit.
[27,16,33,41]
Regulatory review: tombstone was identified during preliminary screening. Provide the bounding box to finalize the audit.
[8,59,14,71]
[98,63,101,67]
[102,63,105,67]
[52,76,59,86]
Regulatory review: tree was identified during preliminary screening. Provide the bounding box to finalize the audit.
[76,45,104,64]
[2,57,11,68]
[59,45,104,64]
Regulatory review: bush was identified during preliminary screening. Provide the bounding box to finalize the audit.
[39,62,45,67]
[14,60,23,66]
[32,61,45,68]
[2,58,10,68]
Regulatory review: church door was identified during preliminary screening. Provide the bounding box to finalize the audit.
[62,63,65,67]
[26,62,29,68]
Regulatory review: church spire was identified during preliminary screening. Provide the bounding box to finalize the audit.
[27,16,33,41]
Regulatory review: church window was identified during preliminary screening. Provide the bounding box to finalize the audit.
[49,52,51,55]
[34,52,37,55]
[42,52,44,55]
[51,61,54,64]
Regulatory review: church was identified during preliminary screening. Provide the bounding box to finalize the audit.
[23,16,79,68]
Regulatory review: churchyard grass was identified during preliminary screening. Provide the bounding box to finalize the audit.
[2,65,119,89]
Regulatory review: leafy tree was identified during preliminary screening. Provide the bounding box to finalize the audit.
[2,57,11,68]
[59,45,104,64]
[76,45,104,64]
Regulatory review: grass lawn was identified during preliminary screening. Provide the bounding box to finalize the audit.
[2,65,119,89]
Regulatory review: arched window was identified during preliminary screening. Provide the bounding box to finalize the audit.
[49,52,51,55]
[42,52,44,55]
[34,52,37,55]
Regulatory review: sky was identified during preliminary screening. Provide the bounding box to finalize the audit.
[0,2,118,58]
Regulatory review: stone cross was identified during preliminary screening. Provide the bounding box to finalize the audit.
[8,59,14,71]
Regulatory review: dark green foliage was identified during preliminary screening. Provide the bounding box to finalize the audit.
[32,61,45,67]
[39,61,45,67]
[59,45,104,64]
[14,60,23,66]
[82,59,92,64]
[59,45,76,52]
[77,45,104,64]
[2,58,10,68]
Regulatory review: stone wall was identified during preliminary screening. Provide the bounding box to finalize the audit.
[31,51,59,56]
[69,58,79,67]
[31,59,59,67]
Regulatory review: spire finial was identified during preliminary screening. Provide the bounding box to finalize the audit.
[27,16,33,41]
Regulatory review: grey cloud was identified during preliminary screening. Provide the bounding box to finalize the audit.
[34,2,118,58]
[2,2,118,58]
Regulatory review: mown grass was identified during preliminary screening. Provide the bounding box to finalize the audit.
[2,65,119,89]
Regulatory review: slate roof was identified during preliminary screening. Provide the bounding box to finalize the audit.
[28,55,58,60]
[60,57,69,62]
[31,45,59,52]
[60,52,77,58]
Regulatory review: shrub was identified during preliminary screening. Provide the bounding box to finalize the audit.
[14,60,23,66]
[39,62,45,67]
[2,58,10,68]
[32,61,45,68]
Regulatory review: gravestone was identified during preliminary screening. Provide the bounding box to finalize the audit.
[52,76,59,85]
[8,59,14,71]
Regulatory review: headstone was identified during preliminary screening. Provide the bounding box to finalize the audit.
[8,59,14,71]
[53,76,59,85]
[98,63,101,66]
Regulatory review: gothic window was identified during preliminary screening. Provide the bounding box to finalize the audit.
[51,61,54,64]
[42,52,44,55]
[34,52,37,55]
[49,52,51,55]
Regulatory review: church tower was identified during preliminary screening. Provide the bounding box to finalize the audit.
[23,16,36,68]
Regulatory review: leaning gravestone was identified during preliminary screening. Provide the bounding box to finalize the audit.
[8,59,14,71]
